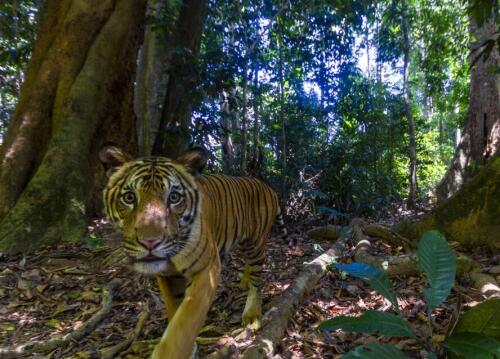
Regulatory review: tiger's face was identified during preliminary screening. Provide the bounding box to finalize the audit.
[100,147,207,275]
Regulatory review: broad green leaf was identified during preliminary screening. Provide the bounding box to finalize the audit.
[336,263,399,313]
[454,299,500,340]
[418,230,456,314]
[444,332,500,359]
[342,343,410,359]
[318,310,416,338]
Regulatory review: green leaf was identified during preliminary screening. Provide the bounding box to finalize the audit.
[418,230,456,314]
[454,299,500,340]
[342,343,410,359]
[318,310,416,338]
[336,263,400,313]
[444,332,500,359]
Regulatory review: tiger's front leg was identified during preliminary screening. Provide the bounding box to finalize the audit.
[151,255,221,359]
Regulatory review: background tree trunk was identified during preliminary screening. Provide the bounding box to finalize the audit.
[220,90,236,174]
[277,17,287,210]
[134,0,172,156]
[401,0,418,209]
[435,13,499,202]
[152,0,206,158]
[240,63,248,175]
[0,0,146,254]
[248,65,262,178]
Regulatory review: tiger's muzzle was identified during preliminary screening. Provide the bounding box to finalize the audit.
[131,197,171,268]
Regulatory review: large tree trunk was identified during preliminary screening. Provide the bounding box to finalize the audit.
[151,0,206,158]
[396,155,500,251]
[0,0,146,254]
[398,9,499,251]
[435,14,499,202]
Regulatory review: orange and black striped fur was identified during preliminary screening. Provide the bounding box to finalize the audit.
[100,146,285,359]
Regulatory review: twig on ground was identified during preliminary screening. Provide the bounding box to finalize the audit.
[0,278,121,357]
[100,300,150,359]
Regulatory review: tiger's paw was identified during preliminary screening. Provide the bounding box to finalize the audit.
[243,314,261,330]
[242,286,262,330]
[150,342,198,359]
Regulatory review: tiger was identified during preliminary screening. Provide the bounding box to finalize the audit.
[100,146,286,359]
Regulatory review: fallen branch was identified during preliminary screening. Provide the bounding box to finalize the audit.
[100,300,150,359]
[238,231,350,359]
[306,225,342,241]
[364,223,414,251]
[349,219,500,296]
[350,218,420,277]
[0,279,121,357]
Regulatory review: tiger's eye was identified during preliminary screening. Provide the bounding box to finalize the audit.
[169,191,182,204]
[122,191,136,205]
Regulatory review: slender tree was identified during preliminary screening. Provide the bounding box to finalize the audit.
[134,0,173,156]
[249,64,262,177]
[276,16,287,208]
[152,0,206,158]
[221,90,236,174]
[401,0,418,209]
[240,63,249,175]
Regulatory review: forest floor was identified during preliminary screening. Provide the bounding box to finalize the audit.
[0,216,497,359]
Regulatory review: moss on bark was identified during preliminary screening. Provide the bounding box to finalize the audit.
[0,0,115,219]
[0,0,146,254]
[397,155,500,250]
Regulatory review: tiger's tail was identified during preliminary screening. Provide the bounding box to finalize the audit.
[276,207,296,247]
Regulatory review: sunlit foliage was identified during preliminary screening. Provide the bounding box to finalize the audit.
[0,0,473,217]
[0,0,40,139]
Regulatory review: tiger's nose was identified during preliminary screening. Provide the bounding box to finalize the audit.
[137,239,163,250]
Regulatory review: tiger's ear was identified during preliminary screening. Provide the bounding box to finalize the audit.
[99,145,132,177]
[175,148,208,175]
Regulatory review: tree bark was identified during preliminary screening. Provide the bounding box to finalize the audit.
[0,0,146,254]
[240,63,248,175]
[401,0,418,209]
[248,65,262,178]
[436,14,499,202]
[151,0,206,158]
[220,90,236,174]
[277,17,287,209]
[396,155,500,251]
[134,0,172,156]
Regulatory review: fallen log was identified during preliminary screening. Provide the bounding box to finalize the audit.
[238,231,350,359]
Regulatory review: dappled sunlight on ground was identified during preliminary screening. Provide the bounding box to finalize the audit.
[0,216,495,358]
